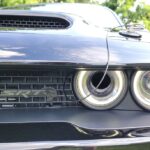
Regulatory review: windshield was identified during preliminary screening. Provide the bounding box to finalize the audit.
[31,3,123,29]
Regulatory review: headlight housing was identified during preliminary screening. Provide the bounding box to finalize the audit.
[132,71,150,110]
[74,71,127,110]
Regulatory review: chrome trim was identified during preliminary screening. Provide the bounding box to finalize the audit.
[0,137,150,150]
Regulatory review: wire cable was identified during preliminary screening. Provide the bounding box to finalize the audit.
[63,31,110,102]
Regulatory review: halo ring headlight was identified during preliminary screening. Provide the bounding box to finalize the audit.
[132,71,150,110]
[74,71,127,110]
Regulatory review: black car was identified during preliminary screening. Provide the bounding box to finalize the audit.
[0,3,150,149]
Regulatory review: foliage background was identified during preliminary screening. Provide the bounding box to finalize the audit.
[0,0,150,30]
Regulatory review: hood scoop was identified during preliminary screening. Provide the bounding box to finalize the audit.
[0,15,70,29]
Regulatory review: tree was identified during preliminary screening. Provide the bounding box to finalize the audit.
[0,0,52,6]
[103,0,150,30]
[0,0,150,30]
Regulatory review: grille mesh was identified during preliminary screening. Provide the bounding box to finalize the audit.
[0,70,78,108]
[0,15,70,29]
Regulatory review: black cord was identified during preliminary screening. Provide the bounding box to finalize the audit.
[63,71,74,101]
[63,31,110,102]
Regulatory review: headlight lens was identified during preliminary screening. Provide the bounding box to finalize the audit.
[132,71,150,110]
[74,71,127,110]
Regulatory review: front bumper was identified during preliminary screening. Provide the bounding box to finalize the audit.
[0,137,150,150]
[0,107,150,149]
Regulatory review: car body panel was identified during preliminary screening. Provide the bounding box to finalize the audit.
[0,4,150,69]
[0,8,108,68]
[108,31,150,68]
[0,30,108,67]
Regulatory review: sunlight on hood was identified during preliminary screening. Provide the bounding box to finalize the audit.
[0,50,25,58]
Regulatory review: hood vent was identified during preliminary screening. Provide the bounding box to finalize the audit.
[0,15,70,29]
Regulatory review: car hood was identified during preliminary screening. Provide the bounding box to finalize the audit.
[0,28,108,69]
[0,4,110,68]
[107,30,150,68]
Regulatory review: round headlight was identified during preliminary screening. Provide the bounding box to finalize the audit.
[74,71,127,110]
[132,71,150,110]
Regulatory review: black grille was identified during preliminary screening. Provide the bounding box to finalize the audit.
[0,15,70,29]
[0,70,78,108]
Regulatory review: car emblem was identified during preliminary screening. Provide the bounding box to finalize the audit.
[0,87,57,101]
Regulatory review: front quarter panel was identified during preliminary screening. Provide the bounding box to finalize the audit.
[108,32,150,69]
